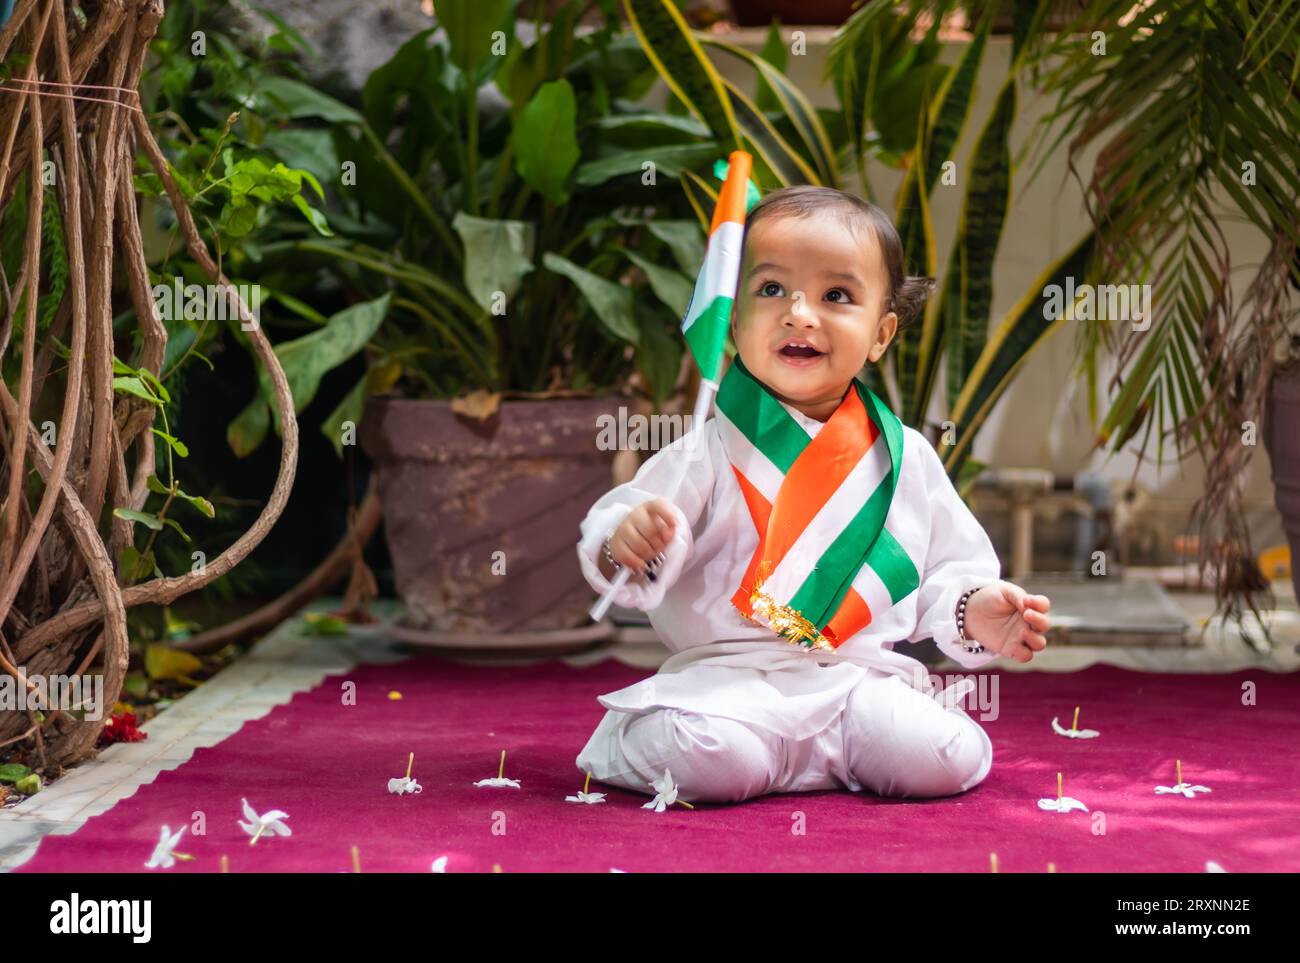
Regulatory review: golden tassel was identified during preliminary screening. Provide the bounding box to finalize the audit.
[746,560,834,651]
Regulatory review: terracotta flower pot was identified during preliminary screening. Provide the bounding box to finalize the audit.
[360,396,623,634]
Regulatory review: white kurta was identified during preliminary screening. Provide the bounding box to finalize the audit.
[576,400,1003,742]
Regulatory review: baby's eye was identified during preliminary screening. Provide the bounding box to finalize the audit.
[825,288,853,303]
[758,281,784,297]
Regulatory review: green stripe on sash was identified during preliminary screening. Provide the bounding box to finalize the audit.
[715,355,808,473]
[868,529,920,604]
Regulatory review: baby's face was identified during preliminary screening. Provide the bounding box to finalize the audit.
[730,213,898,421]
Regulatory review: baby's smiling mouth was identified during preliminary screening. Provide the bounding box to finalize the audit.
[776,339,826,365]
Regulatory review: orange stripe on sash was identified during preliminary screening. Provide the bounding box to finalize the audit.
[821,587,872,646]
[756,388,877,577]
[730,467,770,617]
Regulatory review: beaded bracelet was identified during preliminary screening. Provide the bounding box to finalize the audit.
[955,587,984,654]
[602,531,660,582]
[601,531,622,574]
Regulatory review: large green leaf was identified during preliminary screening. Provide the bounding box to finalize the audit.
[249,76,362,124]
[574,143,720,187]
[623,0,740,149]
[542,252,637,343]
[452,212,536,313]
[636,303,684,405]
[589,113,710,141]
[646,220,705,274]
[362,28,442,136]
[242,294,392,445]
[321,359,403,458]
[228,398,269,459]
[437,0,512,79]
[511,79,580,204]
[621,248,693,318]
[943,75,1015,409]
[260,128,340,189]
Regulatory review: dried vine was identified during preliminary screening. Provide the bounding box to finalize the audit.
[0,0,299,769]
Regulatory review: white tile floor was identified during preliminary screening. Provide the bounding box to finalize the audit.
[3,587,1296,871]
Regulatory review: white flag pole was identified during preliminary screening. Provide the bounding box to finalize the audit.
[587,376,720,623]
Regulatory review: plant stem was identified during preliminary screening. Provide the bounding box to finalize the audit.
[465,79,479,215]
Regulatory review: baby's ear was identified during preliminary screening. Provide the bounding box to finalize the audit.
[868,311,899,362]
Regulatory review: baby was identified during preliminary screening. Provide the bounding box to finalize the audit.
[574,185,1051,805]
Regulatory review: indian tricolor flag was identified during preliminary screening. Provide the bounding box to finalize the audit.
[586,151,757,624]
[714,355,920,650]
[681,151,754,386]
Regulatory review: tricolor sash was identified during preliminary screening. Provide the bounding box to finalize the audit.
[714,356,920,650]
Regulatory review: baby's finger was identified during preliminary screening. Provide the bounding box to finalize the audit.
[1020,629,1048,650]
[1004,639,1032,663]
[1025,593,1051,612]
[617,529,656,567]
[651,513,676,550]
[645,500,678,536]
[634,516,671,555]
[1024,608,1051,631]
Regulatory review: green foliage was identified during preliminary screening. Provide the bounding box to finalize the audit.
[229,294,392,455]
[824,3,1071,482]
[254,0,707,422]
[110,358,215,578]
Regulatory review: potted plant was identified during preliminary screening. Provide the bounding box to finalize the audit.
[247,1,724,635]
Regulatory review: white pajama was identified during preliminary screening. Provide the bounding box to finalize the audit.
[574,405,1003,803]
[576,669,992,802]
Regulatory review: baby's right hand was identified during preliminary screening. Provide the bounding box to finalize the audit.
[606,498,678,583]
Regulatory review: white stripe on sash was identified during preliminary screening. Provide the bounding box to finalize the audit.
[714,407,788,504]
[759,431,891,603]
[850,554,894,620]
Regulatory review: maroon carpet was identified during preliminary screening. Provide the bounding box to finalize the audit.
[15,656,1300,872]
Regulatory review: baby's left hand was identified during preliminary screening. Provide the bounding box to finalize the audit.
[963,581,1051,663]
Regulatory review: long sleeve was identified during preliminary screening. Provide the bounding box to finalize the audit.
[576,420,718,612]
[905,436,1003,669]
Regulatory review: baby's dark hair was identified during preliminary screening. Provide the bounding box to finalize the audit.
[740,185,936,329]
